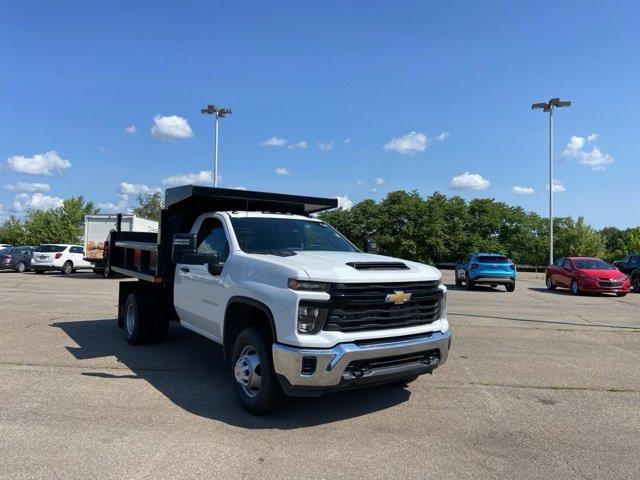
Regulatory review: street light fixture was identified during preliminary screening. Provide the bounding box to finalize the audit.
[201,104,232,188]
[531,97,571,265]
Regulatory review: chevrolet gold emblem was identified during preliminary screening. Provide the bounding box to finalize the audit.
[385,291,412,305]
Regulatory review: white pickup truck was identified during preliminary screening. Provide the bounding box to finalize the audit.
[108,186,451,414]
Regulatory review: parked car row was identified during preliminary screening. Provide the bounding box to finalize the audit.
[455,251,639,297]
[0,244,93,274]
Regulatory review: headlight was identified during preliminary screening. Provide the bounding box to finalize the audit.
[288,279,331,292]
[297,304,328,334]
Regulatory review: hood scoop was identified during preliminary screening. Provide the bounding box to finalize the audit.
[346,261,409,270]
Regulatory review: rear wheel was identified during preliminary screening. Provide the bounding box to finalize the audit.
[231,328,283,415]
[123,291,169,345]
[16,262,26,273]
[546,276,556,290]
[61,261,73,275]
[506,283,515,292]
[632,275,640,293]
[571,279,581,295]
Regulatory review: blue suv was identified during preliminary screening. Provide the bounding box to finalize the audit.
[455,252,516,292]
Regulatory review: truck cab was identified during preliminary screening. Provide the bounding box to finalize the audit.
[109,186,451,414]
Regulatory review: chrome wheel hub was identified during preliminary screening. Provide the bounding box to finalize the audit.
[234,346,262,398]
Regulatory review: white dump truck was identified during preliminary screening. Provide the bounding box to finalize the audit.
[106,186,451,414]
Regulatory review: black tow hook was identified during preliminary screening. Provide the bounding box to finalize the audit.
[352,367,366,378]
[423,356,439,367]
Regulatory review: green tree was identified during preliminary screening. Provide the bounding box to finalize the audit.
[0,216,28,245]
[23,196,98,245]
[132,192,164,221]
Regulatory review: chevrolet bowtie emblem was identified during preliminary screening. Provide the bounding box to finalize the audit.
[385,291,412,305]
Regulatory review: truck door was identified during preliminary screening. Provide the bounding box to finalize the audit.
[174,216,230,341]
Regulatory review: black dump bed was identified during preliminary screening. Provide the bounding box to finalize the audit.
[107,185,338,284]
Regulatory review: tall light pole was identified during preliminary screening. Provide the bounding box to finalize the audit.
[531,98,571,265]
[201,104,232,188]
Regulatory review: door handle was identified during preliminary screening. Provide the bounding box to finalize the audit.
[180,267,190,273]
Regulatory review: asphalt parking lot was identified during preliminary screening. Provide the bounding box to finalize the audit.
[1,270,639,480]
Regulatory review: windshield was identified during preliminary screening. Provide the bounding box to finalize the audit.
[573,259,613,270]
[36,245,66,253]
[230,217,358,253]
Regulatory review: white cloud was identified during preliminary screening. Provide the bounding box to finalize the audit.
[6,150,71,176]
[450,172,490,190]
[355,179,366,187]
[118,182,160,195]
[318,141,335,151]
[98,146,108,153]
[98,194,130,213]
[287,141,308,150]
[275,167,290,176]
[512,186,535,195]
[161,170,215,186]
[12,192,63,213]
[125,125,136,135]
[336,195,353,210]
[344,138,352,145]
[369,188,378,194]
[562,134,614,170]
[383,131,428,155]
[436,131,450,142]
[547,180,566,193]
[374,177,386,185]
[3,182,50,193]
[231,186,246,190]
[150,115,194,141]
[261,136,288,147]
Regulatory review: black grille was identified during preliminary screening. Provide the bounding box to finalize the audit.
[345,261,409,270]
[598,281,622,288]
[323,281,442,332]
[345,349,440,375]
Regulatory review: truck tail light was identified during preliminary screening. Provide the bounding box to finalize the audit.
[470,263,478,270]
[55,253,62,259]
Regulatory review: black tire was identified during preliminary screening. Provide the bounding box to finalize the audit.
[632,275,640,293]
[61,261,73,275]
[231,328,283,415]
[571,279,581,296]
[616,293,627,297]
[465,273,474,290]
[546,276,556,291]
[16,262,26,273]
[123,292,151,344]
[506,283,515,292]
[34,269,44,275]
[455,274,462,287]
[387,375,419,387]
[123,291,169,344]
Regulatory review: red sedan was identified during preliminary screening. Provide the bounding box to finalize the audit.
[546,257,630,296]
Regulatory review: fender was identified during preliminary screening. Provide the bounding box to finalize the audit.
[223,296,278,358]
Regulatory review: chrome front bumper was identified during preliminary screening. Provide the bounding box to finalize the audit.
[272,330,451,396]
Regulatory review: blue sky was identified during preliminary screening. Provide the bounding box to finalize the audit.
[1,1,638,228]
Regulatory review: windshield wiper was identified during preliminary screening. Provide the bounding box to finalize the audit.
[250,249,297,257]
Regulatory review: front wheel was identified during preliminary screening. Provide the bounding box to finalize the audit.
[571,279,581,295]
[546,276,556,291]
[465,274,474,290]
[231,328,283,415]
[16,262,26,273]
[506,283,515,292]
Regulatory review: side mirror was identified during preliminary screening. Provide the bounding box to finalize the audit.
[172,233,197,263]
[182,251,219,266]
[363,238,377,254]
[563,265,572,271]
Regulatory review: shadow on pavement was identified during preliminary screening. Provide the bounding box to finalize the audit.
[51,319,411,429]
[445,283,507,292]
